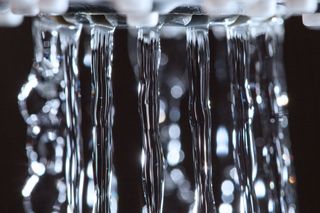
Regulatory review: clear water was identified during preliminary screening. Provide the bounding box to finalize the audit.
[186,26,216,213]
[137,27,165,213]
[90,25,115,213]
[19,15,297,213]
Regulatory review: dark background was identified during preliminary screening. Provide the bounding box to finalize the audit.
[0,16,319,212]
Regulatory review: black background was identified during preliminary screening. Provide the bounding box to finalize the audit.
[0,17,319,212]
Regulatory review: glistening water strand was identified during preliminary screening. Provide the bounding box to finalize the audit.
[60,24,84,213]
[267,19,298,212]
[137,28,165,213]
[186,27,216,213]
[90,25,115,213]
[226,24,259,213]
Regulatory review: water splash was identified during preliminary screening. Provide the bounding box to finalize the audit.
[59,23,84,212]
[137,27,165,213]
[90,25,115,213]
[186,26,216,213]
[226,23,259,213]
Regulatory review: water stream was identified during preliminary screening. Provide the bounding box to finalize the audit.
[137,27,165,213]
[59,23,84,212]
[90,25,115,213]
[186,26,216,213]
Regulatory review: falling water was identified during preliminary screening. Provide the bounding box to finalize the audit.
[186,26,216,213]
[18,17,67,212]
[59,23,84,212]
[137,28,165,213]
[226,23,259,213]
[266,18,297,212]
[90,25,115,213]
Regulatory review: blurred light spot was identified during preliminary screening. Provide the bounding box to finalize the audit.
[168,139,181,152]
[268,199,275,212]
[159,108,166,123]
[32,126,41,135]
[57,180,66,203]
[141,150,146,167]
[262,146,268,157]
[270,181,275,190]
[221,180,234,196]
[86,180,95,207]
[288,205,296,213]
[142,205,147,213]
[87,161,93,179]
[219,203,233,213]
[216,126,229,157]
[160,99,166,111]
[48,131,56,141]
[31,161,45,176]
[56,136,64,145]
[276,94,289,106]
[229,167,239,184]
[169,107,180,122]
[59,92,66,100]
[55,145,63,157]
[256,95,262,104]
[289,176,296,184]
[171,85,183,99]
[254,179,266,198]
[282,168,288,182]
[22,175,39,197]
[232,129,236,148]
[282,150,291,166]
[160,53,168,65]
[274,85,280,94]
[281,116,288,128]
[167,150,180,166]
[54,159,63,173]
[83,53,91,67]
[222,193,234,203]
[169,124,180,139]
[170,168,184,185]
[240,193,246,213]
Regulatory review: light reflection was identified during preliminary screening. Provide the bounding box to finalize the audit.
[254,179,266,198]
[219,203,233,213]
[256,95,262,104]
[159,108,166,123]
[276,94,289,106]
[87,160,93,179]
[57,180,67,203]
[216,126,229,157]
[221,180,234,196]
[32,125,41,135]
[168,139,181,152]
[170,85,183,99]
[167,150,180,166]
[268,199,275,212]
[221,194,234,204]
[229,167,239,184]
[168,124,181,139]
[289,176,296,184]
[170,168,184,185]
[31,161,46,176]
[86,180,95,207]
[22,175,39,197]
